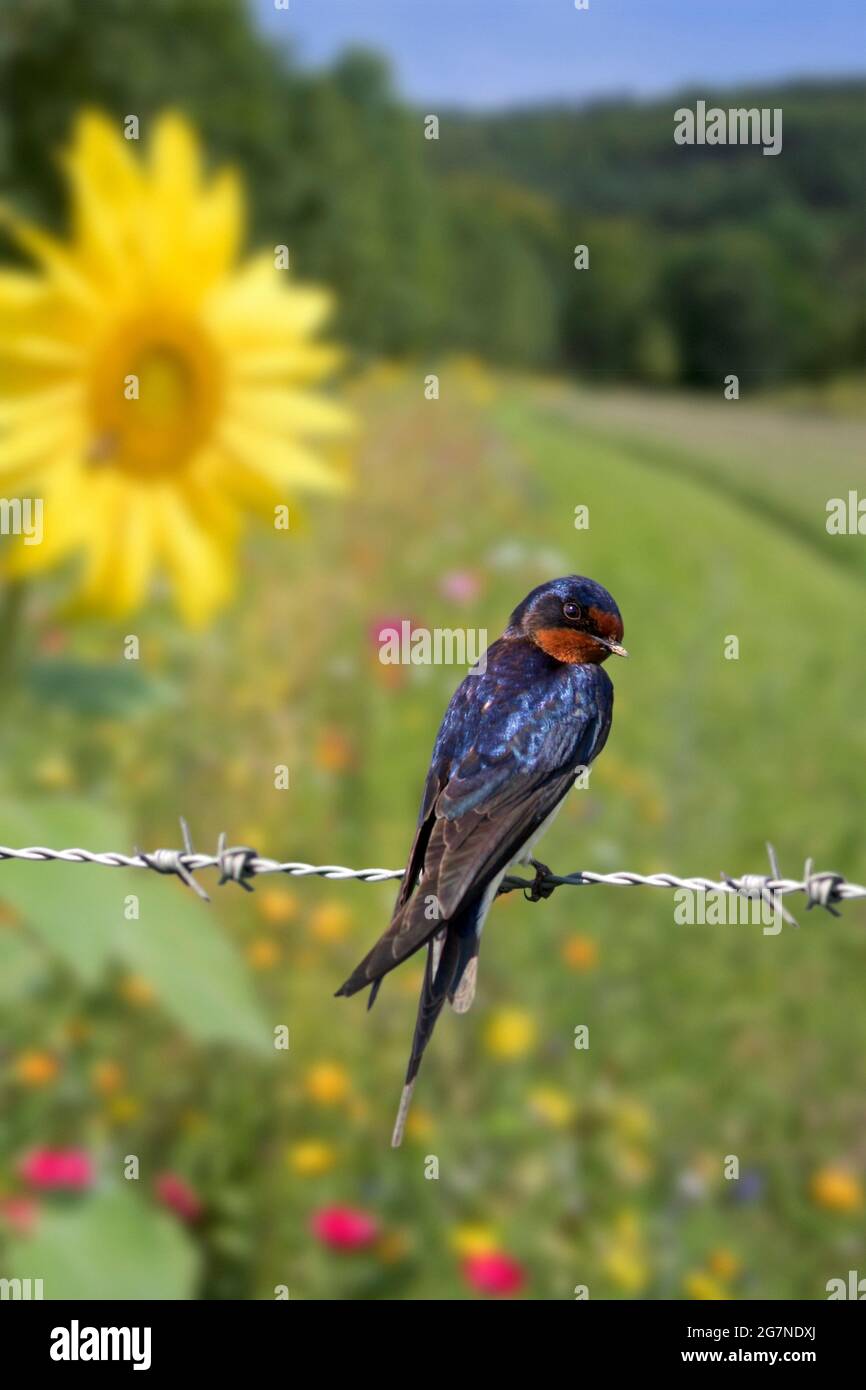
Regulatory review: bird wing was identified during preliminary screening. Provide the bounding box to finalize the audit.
[337,651,612,997]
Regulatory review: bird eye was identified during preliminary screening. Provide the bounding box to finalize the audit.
[563,602,581,621]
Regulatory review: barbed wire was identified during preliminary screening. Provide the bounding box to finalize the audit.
[0,821,862,927]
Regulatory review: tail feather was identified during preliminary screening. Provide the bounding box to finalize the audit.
[450,954,479,1013]
[391,1081,417,1148]
[335,891,438,999]
[447,923,482,1012]
[391,927,462,1147]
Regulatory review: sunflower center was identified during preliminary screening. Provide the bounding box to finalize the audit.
[88,313,221,477]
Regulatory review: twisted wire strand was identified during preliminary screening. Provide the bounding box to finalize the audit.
[0,845,403,880]
[0,832,861,918]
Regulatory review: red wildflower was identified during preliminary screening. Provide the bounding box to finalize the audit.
[311,1204,378,1251]
[462,1250,526,1296]
[19,1148,93,1191]
[154,1172,203,1223]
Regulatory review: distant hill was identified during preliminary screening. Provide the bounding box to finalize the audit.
[435,81,866,229]
[426,80,866,385]
[1,0,862,386]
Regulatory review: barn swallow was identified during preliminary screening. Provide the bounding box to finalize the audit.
[336,576,626,1145]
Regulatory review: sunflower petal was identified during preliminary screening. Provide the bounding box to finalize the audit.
[3,460,85,574]
[0,383,83,427]
[0,415,83,482]
[207,252,334,336]
[227,388,354,437]
[0,204,101,314]
[66,472,155,616]
[62,111,145,287]
[154,486,233,626]
[219,421,347,495]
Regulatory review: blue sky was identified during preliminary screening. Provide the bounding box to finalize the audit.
[254,0,866,109]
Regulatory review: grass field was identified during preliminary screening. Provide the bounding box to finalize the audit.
[2,364,865,1299]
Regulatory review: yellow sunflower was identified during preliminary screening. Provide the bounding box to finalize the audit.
[0,111,350,624]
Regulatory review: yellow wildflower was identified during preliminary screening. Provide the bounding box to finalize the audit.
[709,1248,741,1281]
[287,1141,336,1176]
[613,1100,654,1141]
[810,1165,863,1212]
[684,1270,731,1301]
[257,890,300,926]
[309,901,353,942]
[450,1224,499,1257]
[528,1086,575,1127]
[405,1107,435,1140]
[15,1049,59,1086]
[484,1008,536,1059]
[247,937,281,970]
[304,1062,350,1106]
[601,1209,650,1293]
[118,974,155,1006]
[603,1246,650,1294]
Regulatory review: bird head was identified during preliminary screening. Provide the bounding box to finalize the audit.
[507,576,627,665]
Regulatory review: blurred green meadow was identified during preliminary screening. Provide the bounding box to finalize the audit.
[0,0,865,1302]
[1,362,865,1299]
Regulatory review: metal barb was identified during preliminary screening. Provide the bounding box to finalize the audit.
[216,831,257,893]
[136,817,210,901]
[721,842,799,928]
[803,856,844,917]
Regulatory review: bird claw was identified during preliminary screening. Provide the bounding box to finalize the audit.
[525,858,556,902]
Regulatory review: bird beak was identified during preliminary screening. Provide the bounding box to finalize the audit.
[599,637,629,657]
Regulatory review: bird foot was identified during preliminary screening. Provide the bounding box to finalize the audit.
[525,858,556,902]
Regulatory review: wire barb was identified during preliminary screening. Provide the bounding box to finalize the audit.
[216,831,258,893]
[721,843,798,927]
[803,856,845,917]
[135,817,210,901]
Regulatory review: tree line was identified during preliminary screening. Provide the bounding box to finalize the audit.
[1,0,862,386]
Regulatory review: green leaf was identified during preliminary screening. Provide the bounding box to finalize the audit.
[0,927,47,1001]
[0,798,270,1053]
[5,1189,198,1300]
[123,872,271,1055]
[26,659,176,718]
[0,799,129,984]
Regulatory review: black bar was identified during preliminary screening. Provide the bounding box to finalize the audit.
[1,1298,861,1373]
